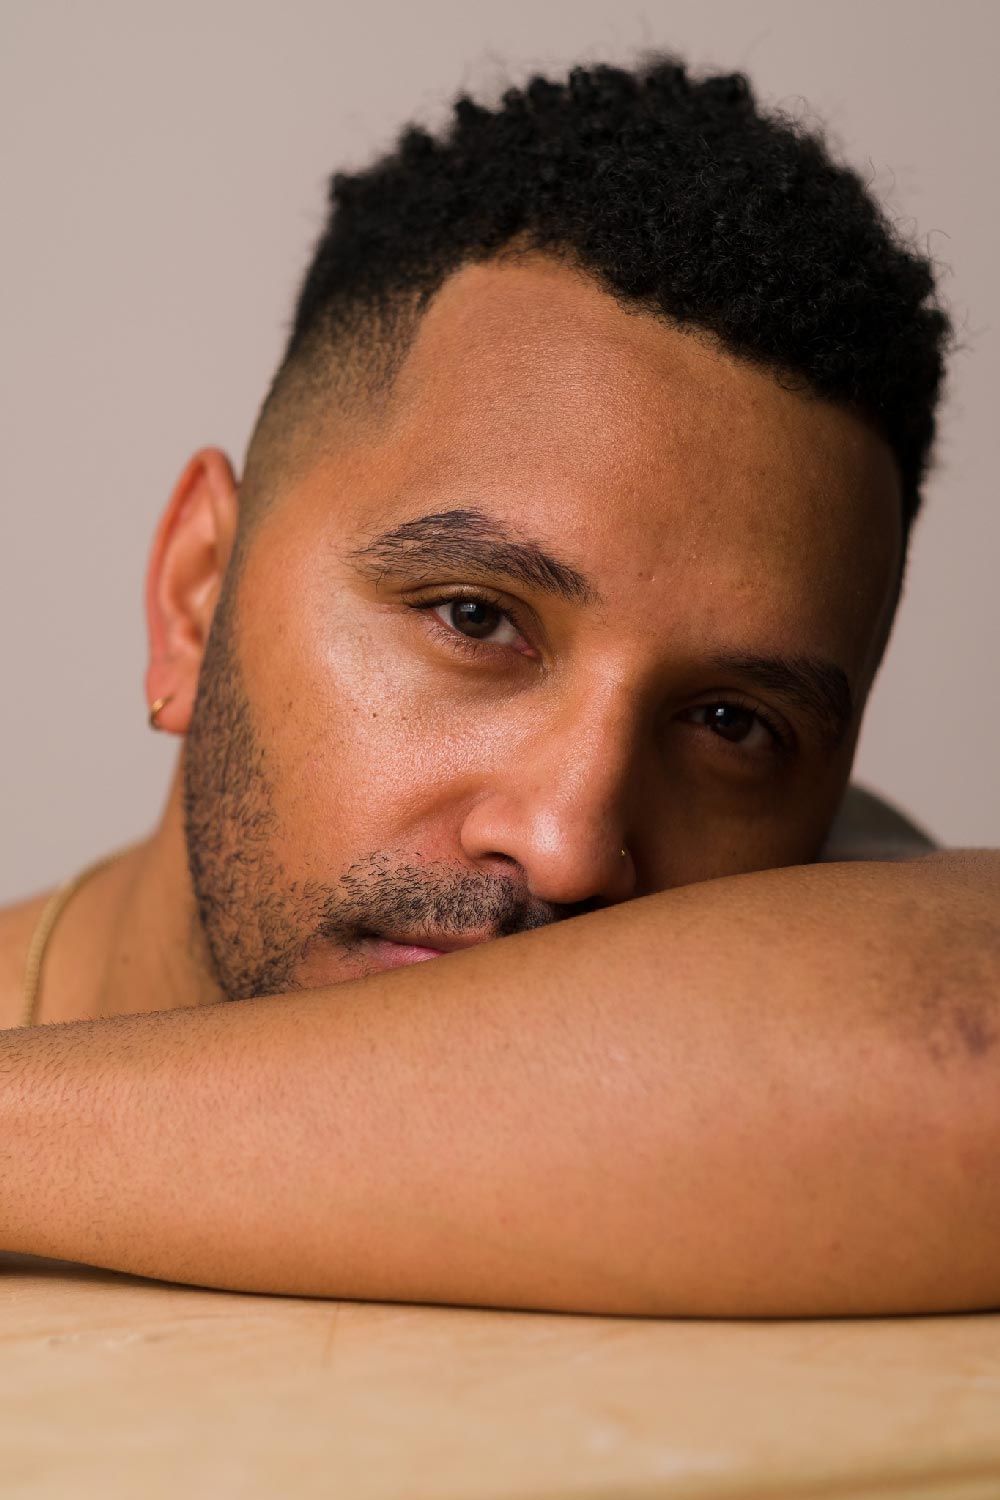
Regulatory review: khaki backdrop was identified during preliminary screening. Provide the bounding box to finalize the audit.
[2,0,997,902]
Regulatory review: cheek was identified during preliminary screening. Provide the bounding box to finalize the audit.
[236,580,512,862]
[638,752,848,887]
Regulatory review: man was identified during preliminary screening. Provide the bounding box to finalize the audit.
[1,59,997,1316]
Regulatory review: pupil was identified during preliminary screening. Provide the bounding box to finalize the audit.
[711,704,753,742]
[451,600,497,638]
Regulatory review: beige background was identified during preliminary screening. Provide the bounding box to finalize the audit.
[1,0,997,903]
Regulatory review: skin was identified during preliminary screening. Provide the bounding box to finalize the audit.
[2,255,901,1024]
[1,256,997,1315]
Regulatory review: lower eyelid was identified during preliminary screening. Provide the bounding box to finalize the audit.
[404,601,522,660]
[435,598,518,636]
[411,593,535,651]
[682,703,791,752]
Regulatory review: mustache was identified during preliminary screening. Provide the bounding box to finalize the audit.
[311,854,592,950]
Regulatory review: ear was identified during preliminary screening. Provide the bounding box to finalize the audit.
[144,447,240,735]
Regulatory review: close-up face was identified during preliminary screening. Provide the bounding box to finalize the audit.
[175,255,903,998]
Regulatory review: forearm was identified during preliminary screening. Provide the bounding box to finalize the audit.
[3,853,998,1315]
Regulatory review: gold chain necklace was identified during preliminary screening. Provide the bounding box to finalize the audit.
[20,847,134,1028]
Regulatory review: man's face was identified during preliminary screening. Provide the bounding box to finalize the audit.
[182,256,902,999]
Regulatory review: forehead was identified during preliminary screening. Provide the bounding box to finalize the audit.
[313,256,902,678]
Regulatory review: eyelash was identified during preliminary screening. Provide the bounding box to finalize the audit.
[407,588,534,658]
[406,590,791,751]
[688,699,791,754]
[757,707,789,750]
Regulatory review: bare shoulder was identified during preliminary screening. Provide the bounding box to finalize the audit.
[0,890,50,1031]
[820,783,938,863]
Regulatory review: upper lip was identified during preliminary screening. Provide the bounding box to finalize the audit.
[368,931,495,954]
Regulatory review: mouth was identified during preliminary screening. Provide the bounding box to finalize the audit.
[361,931,490,970]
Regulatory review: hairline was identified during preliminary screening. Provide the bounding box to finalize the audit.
[234,251,910,634]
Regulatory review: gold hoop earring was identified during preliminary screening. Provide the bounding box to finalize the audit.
[620,847,628,860]
[149,695,175,731]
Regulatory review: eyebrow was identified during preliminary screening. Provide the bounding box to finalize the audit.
[347,508,599,605]
[711,653,855,748]
[348,509,854,746]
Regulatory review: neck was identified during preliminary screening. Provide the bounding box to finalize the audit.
[44,770,221,1023]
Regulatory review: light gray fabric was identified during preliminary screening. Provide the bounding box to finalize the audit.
[820,784,938,863]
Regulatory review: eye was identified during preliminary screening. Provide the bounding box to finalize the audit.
[431,597,522,645]
[405,590,539,659]
[431,597,512,639]
[684,701,787,752]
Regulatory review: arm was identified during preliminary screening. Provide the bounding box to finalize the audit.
[2,852,998,1316]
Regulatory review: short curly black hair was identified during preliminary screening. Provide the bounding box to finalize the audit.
[251,56,951,546]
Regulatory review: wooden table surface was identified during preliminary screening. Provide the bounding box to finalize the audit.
[3,1253,999,1499]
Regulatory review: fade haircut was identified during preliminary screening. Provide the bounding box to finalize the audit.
[240,56,951,550]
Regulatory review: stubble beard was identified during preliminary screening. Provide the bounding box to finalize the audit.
[181,574,567,1002]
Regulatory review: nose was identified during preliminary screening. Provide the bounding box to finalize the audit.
[458,693,640,908]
